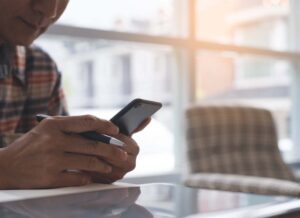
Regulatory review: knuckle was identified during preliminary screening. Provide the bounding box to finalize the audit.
[110,147,121,157]
[83,115,98,125]
[102,121,113,129]
[128,144,139,156]
[41,133,52,142]
[102,145,117,157]
[124,139,139,155]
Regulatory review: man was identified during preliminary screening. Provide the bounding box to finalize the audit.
[0,0,149,189]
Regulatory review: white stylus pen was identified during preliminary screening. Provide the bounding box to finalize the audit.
[36,114,124,147]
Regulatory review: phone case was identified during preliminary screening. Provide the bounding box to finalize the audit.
[110,98,162,135]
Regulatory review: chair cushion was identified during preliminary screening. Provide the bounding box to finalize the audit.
[185,173,300,197]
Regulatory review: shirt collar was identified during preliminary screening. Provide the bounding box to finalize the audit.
[0,45,26,85]
[12,46,26,85]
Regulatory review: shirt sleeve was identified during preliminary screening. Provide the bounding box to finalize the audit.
[47,72,69,116]
[0,46,70,148]
[0,74,68,148]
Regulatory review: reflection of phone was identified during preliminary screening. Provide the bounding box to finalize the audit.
[110,99,162,136]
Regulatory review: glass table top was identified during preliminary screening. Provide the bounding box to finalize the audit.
[0,183,298,218]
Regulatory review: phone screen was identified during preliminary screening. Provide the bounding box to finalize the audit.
[110,99,162,135]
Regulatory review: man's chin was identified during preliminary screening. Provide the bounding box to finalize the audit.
[17,40,35,47]
[3,34,40,47]
[15,36,38,46]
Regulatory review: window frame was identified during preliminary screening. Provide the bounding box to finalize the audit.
[43,0,300,180]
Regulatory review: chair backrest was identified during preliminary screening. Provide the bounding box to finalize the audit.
[185,105,296,181]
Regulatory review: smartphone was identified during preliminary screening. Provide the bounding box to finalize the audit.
[110,98,162,136]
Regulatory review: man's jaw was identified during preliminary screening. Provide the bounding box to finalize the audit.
[18,17,42,31]
[0,16,50,46]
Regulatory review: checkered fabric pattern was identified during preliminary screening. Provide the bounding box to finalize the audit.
[0,45,68,147]
[185,105,297,195]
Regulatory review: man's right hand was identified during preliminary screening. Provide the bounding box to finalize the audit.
[0,115,128,189]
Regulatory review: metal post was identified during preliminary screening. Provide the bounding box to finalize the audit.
[188,0,197,103]
[289,0,300,161]
[172,0,190,175]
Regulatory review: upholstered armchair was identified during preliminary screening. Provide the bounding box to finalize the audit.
[185,105,300,196]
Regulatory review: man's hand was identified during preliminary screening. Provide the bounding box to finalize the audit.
[0,115,128,189]
[91,118,151,184]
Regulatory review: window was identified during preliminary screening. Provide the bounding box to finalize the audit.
[195,51,293,160]
[57,0,183,37]
[115,54,132,96]
[79,61,95,107]
[36,0,300,179]
[36,35,176,176]
[197,0,290,50]
[193,0,300,162]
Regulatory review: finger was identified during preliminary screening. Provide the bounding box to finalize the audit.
[52,172,91,188]
[61,153,112,174]
[42,115,119,135]
[113,134,139,156]
[90,158,136,183]
[132,118,151,134]
[61,134,128,162]
[113,155,137,171]
[99,152,136,169]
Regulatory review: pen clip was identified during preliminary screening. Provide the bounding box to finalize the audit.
[36,114,50,122]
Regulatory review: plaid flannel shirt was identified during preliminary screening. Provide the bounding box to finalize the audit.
[0,45,68,147]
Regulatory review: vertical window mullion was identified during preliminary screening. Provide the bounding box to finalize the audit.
[290,0,300,161]
[188,0,197,103]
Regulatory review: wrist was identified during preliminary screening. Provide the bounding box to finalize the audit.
[0,147,12,189]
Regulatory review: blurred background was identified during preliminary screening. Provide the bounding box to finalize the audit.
[36,0,300,183]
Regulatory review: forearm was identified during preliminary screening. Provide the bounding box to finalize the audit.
[0,147,12,189]
[0,134,24,189]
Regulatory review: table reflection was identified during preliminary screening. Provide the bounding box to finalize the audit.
[0,187,153,218]
[136,184,291,217]
[0,184,294,218]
